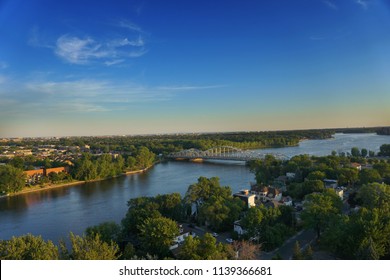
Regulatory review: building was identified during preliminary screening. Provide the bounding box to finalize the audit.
[350,163,362,171]
[324,179,338,189]
[24,169,45,184]
[233,189,256,208]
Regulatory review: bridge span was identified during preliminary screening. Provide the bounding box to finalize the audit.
[167,146,289,162]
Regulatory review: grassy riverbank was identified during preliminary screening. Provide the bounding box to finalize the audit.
[2,165,155,198]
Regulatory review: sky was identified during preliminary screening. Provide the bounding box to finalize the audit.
[0,0,390,137]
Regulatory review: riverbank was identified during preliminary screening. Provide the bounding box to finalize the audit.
[2,164,156,199]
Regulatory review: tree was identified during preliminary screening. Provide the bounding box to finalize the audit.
[359,169,382,185]
[361,148,368,158]
[351,147,361,157]
[0,234,59,260]
[232,240,261,260]
[303,245,313,260]
[178,233,234,260]
[138,216,179,257]
[155,193,185,221]
[126,156,137,170]
[0,165,25,194]
[185,176,231,205]
[62,233,119,260]
[357,183,390,210]
[292,241,303,260]
[307,171,326,181]
[240,206,263,239]
[85,221,121,244]
[135,147,155,169]
[301,192,342,239]
[338,168,359,187]
[379,144,390,156]
[121,197,161,236]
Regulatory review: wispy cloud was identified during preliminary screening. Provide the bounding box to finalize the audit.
[1,78,225,116]
[30,20,148,66]
[117,19,144,33]
[322,0,338,10]
[355,0,369,9]
[55,34,147,65]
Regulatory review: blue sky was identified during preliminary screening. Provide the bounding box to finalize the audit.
[0,0,389,137]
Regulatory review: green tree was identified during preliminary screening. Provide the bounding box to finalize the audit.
[359,169,382,185]
[138,216,179,257]
[357,183,390,210]
[62,233,119,260]
[240,206,263,240]
[292,241,303,260]
[178,233,234,260]
[351,147,361,157]
[0,234,59,260]
[155,193,185,221]
[0,165,25,194]
[126,156,137,170]
[338,167,359,187]
[307,171,326,181]
[121,197,161,236]
[303,245,313,260]
[379,144,390,156]
[85,221,121,244]
[301,192,342,239]
[136,147,155,169]
[361,148,368,158]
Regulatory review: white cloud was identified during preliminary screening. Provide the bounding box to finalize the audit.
[55,33,147,65]
[55,35,110,64]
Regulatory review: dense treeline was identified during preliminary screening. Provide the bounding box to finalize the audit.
[1,129,337,155]
[248,146,390,200]
[249,148,390,259]
[0,146,156,194]
[71,146,155,181]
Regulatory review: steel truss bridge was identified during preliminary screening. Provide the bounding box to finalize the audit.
[167,146,289,161]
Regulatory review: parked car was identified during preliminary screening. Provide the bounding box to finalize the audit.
[212,232,218,237]
[226,238,233,244]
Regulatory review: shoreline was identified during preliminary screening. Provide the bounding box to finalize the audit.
[1,164,156,199]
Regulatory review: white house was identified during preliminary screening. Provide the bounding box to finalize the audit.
[233,190,256,208]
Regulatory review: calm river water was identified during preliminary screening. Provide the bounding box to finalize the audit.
[0,133,389,242]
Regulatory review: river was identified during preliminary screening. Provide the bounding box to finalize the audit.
[0,133,389,242]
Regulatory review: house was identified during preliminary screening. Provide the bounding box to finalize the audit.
[334,187,344,200]
[266,188,282,202]
[233,189,256,208]
[350,163,362,171]
[281,196,293,206]
[24,169,45,184]
[45,166,68,176]
[286,172,296,179]
[170,226,196,250]
[324,179,338,189]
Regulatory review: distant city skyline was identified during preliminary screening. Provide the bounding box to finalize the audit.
[1,0,390,137]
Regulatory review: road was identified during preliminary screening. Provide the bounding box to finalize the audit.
[260,229,316,260]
